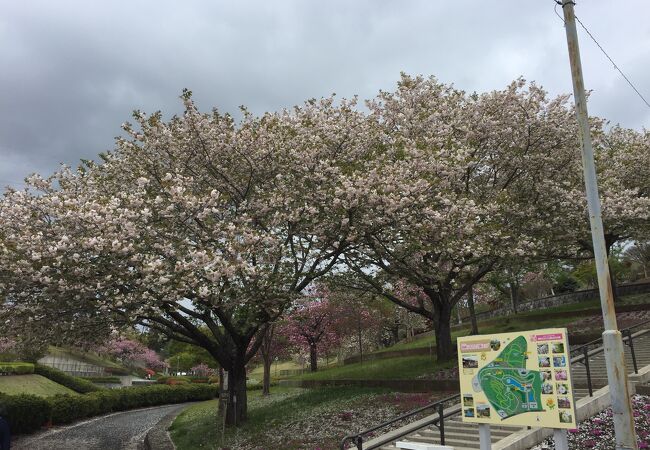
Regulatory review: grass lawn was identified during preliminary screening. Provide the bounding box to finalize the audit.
[290,293,650,382]
[295,355,455,381]
[289,308,579,382]
[170,387,449,450]
[0,374,78,397]
[374,295,647,354]
[247,358,340,384]
[170,386,399,450]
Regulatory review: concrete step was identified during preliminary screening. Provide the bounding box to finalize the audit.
[404,434,485,448]
[381,446,477,450]
[418,428,512,440]
[444,420,521,432]
[436,420,521,434]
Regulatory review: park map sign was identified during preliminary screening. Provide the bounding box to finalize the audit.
[457,328,577,429]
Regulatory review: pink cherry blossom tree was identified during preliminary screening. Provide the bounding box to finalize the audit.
[101,338,168,372]
[256,323,291,395]
[285,288,342,372]
[191,363,215,377]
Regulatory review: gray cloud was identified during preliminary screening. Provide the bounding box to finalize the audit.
[1,0,649,189]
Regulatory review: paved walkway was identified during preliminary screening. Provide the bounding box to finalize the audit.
[13,403,189,450]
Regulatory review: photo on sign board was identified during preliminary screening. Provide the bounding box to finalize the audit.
[537,343,549,355]
[462,355,479,369]
[541,370,552,381]
[553,356,566,367]
[542,382,554,394]
[464,408,475,418]
[552,343,565,353]
[463,395,474,407]
[556,383,569,395]
[477,404,491,418]
[558,397,571,409]
[559,411,573,423]
[555,369,568,381]
[490,339,501,351]
[538,356,551,367]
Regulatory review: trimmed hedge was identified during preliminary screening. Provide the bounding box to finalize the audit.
[0,393,51,434]
[156,376,191,385]
[0,362,35,375]
[1,383,219,434]
[156,376,216,385]
[104,366,131,376]
[34,364,103,393]
[80,376,121,384]
[247,381,278,391]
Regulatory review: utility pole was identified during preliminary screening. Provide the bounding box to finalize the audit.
[560,2,638,449]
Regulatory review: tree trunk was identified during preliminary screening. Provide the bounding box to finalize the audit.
[218,367,225,414]
[260,325,274,396]
[434,304,454,362]
[467,285,479,335]
[262,359,272,396]
[392,320,400,344]
[309,343,318,372]
[357,315,363,364]
[225,358,248,426]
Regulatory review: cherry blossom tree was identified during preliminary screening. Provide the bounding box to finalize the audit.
[0,92,371,425]
[256,323,290,395]
[100,338,168,372]
[285,288,342,372]
[343,75,585,361]
[0,338,15,354]
[190,363,215,377]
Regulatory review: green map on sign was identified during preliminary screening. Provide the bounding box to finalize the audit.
[477,336,543,420]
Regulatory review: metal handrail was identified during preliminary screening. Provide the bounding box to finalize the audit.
[570,318,650,359]
[569,318,650,396]
[341,317,650,448]
[339,393,460,450]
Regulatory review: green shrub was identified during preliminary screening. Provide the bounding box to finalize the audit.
[0,362,35,375]
[104,366,130,376]
[34,364,103,393]
[156,376,191,385]
[80,376,121,384]
[208,376,220,384]
[247,381,277,391]
[0,393,51,434]
[1,382,218,434]
[47,384,218,425]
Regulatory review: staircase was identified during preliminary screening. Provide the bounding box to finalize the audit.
[354,327,650,450]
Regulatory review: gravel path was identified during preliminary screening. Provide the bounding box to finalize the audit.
[12,403,190,450]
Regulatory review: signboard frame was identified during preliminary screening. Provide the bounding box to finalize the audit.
[456,327,577,429]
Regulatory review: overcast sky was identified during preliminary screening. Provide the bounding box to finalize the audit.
[1,0,649,190]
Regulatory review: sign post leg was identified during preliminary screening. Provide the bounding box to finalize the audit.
[553,429,569,450]
[478,423,491,450]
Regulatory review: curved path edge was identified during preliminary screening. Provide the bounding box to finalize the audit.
[11,402,196,450]
[145,402,192,450]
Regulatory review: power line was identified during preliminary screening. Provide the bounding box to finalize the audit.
[554,0,650,111]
